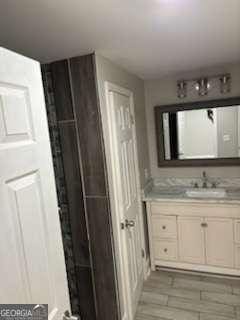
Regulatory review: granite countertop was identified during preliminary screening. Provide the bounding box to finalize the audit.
[142,181,240,205]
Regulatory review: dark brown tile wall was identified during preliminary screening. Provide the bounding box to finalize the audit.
[58,122,90,267]
[85,197,119,320]
[51,60,74,121]
[69,54,119,320]
[75,266,97,320]
[44,54,119,320]
[69,55,107,197]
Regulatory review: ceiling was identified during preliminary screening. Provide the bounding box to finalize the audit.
[1,0,240,79]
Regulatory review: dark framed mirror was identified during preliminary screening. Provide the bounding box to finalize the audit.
[155,97,240,167]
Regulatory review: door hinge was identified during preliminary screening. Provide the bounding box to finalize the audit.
[141,249,145,258]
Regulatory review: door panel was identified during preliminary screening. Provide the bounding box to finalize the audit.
[7,172,53,305]
[0,48,70,319]
[128,213,142,292]
[0,85,33,144]
[128,139,137,201]
[121,141,131,209]
[205,218,234,268]
[178,217,205,264]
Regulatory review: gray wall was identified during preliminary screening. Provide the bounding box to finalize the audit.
[145,63,240,178]
[95,53,150,187]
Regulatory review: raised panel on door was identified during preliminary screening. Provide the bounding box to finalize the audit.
[127,214,142,293]
[0,48,70,319]
[7,172,53,304]
[178,217,205,264]
[0,85,33,145]
[205,218,234,268]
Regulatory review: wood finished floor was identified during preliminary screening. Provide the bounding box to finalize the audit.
[135,270,240,320]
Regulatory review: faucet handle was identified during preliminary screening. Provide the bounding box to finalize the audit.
[211,179,221,188]
[191,181,199,188]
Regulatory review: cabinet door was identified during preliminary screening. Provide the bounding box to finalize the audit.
[234,220,240,244]
[178,217,205,264]
[205,218,234,268]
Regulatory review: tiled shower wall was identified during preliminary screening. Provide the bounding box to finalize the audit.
[41,65,81,315]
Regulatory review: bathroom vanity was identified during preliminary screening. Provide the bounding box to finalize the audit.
[144,183,240,276]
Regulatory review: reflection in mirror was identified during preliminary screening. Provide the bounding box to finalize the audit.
[163,105,240,160]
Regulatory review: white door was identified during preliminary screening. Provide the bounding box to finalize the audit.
[205,218,234,268]
[0,48,70,319]
[106,85,144,320]
[178,217,205,264]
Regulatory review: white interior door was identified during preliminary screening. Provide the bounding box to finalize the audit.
[106,85,144,320]
[0,48,70,319]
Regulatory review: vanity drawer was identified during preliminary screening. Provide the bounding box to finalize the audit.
[152,215,177,239]
[235,246,240,269]
[234,220,240,243]
[154,240,178,261]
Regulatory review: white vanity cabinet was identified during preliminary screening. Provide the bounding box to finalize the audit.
[146,201,240,276]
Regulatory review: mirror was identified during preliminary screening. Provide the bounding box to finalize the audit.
[155,97,240,167]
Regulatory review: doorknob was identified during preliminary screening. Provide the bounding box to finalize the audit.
[125,219,135,228]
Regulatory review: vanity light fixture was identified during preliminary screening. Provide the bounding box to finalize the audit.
[177,80,187,98]
[220,74,231,94]
[195,78,210,96]
[177,73,231,99]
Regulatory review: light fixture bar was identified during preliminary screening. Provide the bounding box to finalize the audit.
[177,73,231,99]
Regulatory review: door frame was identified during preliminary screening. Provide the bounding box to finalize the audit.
[104,82,147,318]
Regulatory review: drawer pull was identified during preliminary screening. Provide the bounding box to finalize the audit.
[164,248,168,253]
[162,225,166,230]
[201,222,208,228]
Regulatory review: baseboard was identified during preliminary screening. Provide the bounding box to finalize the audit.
[155,260,240,277]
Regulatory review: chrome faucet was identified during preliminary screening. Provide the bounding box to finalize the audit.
[201,171,208,188]
[192,172,220,189]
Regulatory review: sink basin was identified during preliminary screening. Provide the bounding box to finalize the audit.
[185,188,226,198]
